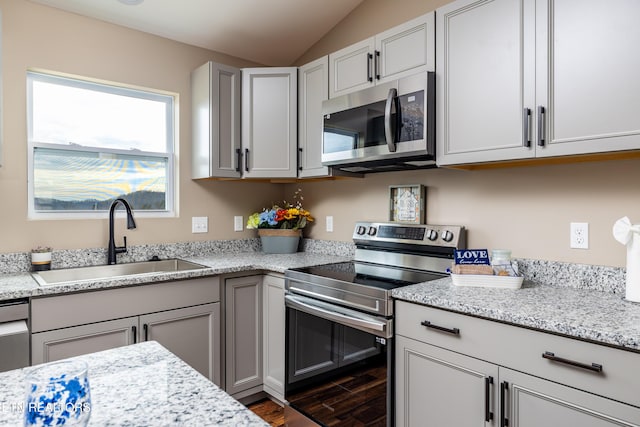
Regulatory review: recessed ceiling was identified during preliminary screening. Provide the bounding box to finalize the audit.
[29,0,365,66]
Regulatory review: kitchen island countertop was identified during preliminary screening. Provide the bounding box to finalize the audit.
[0,340,268,426]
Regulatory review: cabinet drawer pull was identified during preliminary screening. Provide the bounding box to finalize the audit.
[143,324,149,341]
[485,376,494,422]
[245,148,250,172]
[500,381,509,427]
[523,108,531,147]
[367,53,373,82]
[132,325,137,344]
[537,105,546,147]
[298,147,303,171]
[375,50,381,80]
[420,320,460,336]
[542,351,603,373]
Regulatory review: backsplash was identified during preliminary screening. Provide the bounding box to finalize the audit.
[0,238,356,275]
[0,240,625,295]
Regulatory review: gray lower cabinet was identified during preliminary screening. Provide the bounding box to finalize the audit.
[396,335,498,427]
[262,273,285,401]
[31,317,138,365]
[501,367,640,427]
[139,303,220,385]
[31,277,221,385]
[395,300,640,426]
[225,275,263,397]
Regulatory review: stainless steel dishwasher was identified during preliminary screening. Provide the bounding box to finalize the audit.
[0,299,29,372]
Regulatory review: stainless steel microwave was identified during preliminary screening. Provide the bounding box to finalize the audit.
[321,71,435,173]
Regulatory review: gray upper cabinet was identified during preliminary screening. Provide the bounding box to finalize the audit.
[437,0,640,166]
[191,61,242,179]
[535,0,640,158]
[297,56,330,178]
[328,12,435,99]
[241,67,298,178]
[436,0,536,165]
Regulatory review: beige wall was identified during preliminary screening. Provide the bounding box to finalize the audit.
[291,0,640,268]
[0,0,284,253]
[2,0,637,269]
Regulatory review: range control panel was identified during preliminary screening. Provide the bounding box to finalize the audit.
[352,221,466,249]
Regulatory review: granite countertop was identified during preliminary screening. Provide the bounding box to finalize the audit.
[392,277,640,352]
[0,252,351,300]
[0,341,268,426]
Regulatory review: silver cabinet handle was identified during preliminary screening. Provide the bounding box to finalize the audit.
[385,88,398,152]
[537,106,546,147]
[285,294,390,337]
[523,108,531,147]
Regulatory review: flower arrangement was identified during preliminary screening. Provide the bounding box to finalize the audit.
[247,188,314,230]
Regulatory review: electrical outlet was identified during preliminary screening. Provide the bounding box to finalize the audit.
[570,222,589,249]
[234,216,244,232]
[192,216,208,234]
[326,216,334,232]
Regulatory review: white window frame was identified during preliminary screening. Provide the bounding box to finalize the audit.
[27,70,177,219]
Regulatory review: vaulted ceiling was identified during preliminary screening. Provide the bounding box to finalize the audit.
[29,0,365,66]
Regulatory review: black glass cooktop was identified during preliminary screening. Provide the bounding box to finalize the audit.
[289,261,446,291]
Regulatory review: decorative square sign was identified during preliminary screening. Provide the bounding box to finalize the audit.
[389,185,425,224]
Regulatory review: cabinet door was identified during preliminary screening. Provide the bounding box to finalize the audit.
[241,68,297,178]
[396,335,498,427]
[139,303,221,386]
[375,12,435,84]
[329,38,375,98]
[500,367,640,427]
[535,0,640,157]
[31,317,138,365]
[225,275,263,395]
[298,56,330,178]
[191,61,241,179]
[262,274,285,400]
[436,0,536,165]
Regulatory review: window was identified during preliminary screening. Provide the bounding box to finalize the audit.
[27,71,175,218]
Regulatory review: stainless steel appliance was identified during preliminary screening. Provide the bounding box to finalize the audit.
[321,72,435,174]
[0,299,29,372]
[284,221,466,426]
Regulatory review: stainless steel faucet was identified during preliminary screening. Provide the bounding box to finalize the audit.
[107,198,137,265]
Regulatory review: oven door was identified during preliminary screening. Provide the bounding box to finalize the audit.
[284,293,393,427]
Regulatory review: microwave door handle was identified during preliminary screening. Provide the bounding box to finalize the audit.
[385,88,398,152]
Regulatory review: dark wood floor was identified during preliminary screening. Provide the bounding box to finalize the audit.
[248,399,285,427]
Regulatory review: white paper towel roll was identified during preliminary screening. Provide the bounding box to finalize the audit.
[613,216,640,302]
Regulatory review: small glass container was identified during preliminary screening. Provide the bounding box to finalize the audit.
[491,249,513,276]
[24,360,91,427]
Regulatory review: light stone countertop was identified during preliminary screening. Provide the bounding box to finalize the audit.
[391,276,640,352]
[0,252,351,300]
[0,341,268,426]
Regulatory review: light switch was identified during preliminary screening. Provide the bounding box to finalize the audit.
[234,216,243,232]
[326,216,334,232]
[192,216,208,233]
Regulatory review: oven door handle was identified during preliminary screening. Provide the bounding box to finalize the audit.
[285,294,391,338]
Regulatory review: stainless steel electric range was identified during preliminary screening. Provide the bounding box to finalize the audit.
[283,221,466,427]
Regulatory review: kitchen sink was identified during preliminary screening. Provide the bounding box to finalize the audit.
[31,259,208,286]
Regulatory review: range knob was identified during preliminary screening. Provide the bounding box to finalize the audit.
[442,230,454,242]
[426,229,438,241]
[356,225,367,235]
[367,227,377,236]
